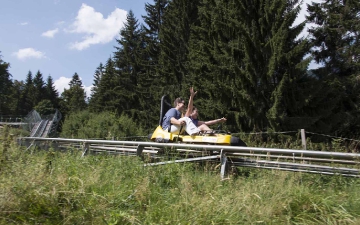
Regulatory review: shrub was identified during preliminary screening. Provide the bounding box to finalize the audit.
[60,111,144,139]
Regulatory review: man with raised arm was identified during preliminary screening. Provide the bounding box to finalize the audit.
[161,87,200,136]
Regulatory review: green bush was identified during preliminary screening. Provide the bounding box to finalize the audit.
[60,111,145,139]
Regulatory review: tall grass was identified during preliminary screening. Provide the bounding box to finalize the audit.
[1,127,360,224]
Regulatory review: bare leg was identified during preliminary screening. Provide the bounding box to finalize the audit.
[198,124,212,131]
[178,117,200,135]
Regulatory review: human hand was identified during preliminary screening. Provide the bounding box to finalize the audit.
[190,87,197,97]
[179,120,186,126]
[220,117,227,122]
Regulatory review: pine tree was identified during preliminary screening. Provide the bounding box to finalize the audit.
[69,72,83,87]
[90,57,120,112]
[114,10,145,119]
[60,73,87,114]
[88,62,104,112]
[33,70,46,106]
[9,80,25,115]
[141,0,171,129]
[19,71,36,115]
[307,0,360,136]
[45,75,59,109]
[142,0,169,77]
[307,0,360,77]
[158,0,201,96]
[90,63,104,97]
[187,0,243,130]
[189,0,314,132]
[0,53,13,115]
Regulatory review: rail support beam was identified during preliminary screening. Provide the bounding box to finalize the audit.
[81,142,90,157]
[220,149,227,180]
[137,145,144,157]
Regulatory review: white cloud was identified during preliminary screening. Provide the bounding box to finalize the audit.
[19,22,28,26]
[12,48,46,60]
[54,76,93,98]
[42,28,59,38]
[54,77,71,95]
[84,85,93,99]
[67,3,127,50]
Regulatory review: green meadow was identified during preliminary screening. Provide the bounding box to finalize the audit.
[1,127,360,224]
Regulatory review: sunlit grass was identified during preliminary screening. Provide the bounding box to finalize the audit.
[1,127,360,224]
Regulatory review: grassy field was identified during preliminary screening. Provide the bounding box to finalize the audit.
[1,127,360,224]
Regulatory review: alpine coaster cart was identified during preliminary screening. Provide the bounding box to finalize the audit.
[149,95,247,146]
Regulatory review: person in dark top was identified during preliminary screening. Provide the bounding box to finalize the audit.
[189,106,227,132]
[162,87,200,135]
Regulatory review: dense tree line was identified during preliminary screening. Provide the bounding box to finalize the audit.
[0,61,86,120]
[0,62,60,117]
[0,0,359,137]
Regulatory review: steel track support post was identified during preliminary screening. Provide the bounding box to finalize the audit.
[136,145,144,157]
[220,149,227,180]
[301,129,306,150]
[25,140,36,152]
[81,142,90,157]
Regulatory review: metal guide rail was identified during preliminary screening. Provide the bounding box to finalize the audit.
[18,137,360,179]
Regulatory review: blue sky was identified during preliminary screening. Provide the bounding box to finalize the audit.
[0,0,149,96]
[0,0,318,97]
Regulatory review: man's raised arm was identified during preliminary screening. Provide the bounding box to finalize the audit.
[185,87,197,117]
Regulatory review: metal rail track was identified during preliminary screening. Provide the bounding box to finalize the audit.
[18,137,360,179]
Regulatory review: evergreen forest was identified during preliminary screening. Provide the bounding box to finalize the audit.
[1,0,359,138]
